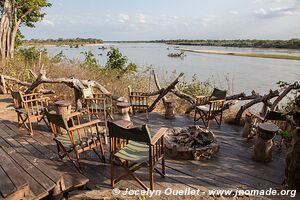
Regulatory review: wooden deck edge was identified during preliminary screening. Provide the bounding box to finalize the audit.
[3,184,30,200]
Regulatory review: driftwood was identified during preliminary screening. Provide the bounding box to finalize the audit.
[147,73,184,112]
[152,70,166,104]
[235,90,279,124]
[0,66,110,110]
[271,81,299,111]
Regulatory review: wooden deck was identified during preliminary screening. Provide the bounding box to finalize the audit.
[0,95,291,199]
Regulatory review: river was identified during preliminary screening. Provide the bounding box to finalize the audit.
[44,43,300,95]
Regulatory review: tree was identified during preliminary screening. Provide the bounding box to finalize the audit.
[0,0,51,59]
[105,47,137,73]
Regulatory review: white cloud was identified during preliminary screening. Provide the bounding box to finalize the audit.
[118,14,130,23]
[254,6,300,18]
[41,19,55,26]
[138,14,146,24]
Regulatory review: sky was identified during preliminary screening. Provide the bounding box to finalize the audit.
[21,0,300,41]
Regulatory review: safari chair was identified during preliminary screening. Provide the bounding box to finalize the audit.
[128,86,149,115]
[194,88,227,128]
[45,109,106,172]
[246,110,290,148]
[11,91,49,135]
[83,87,114,120]
[92,92,113,119]
[84,97,108,143]
[108,121,167,190]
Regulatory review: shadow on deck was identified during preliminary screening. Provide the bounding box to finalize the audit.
[0,109,289,199]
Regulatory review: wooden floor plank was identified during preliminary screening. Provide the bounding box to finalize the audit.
[0,138,47,199]
[0,122,89,193]
[0,166,16,198]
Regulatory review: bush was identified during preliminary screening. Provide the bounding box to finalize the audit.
[105,48,137,73]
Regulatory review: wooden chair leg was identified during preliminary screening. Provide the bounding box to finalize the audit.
[74,152,82,171]
[27,117,33,135]
[111,158,115,187]
[149,165,154,190]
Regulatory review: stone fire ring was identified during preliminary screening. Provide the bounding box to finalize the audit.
[165,126,219,161]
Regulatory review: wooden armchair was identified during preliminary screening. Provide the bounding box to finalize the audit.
[194,88,227,128]
[128,86,149,115]
[11,91,49,135]
[90,92,113,119]
[45,109,106,172]
[84,97,108,143]
[108,121,167,190]
[245,110,290,148]
[83,87,113,120]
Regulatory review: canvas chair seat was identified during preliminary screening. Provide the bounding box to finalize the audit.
[131,102,148,106]
[55,126,105,151]
[114,141,149,163]
[196,105,210,112]
[17,106,44,115]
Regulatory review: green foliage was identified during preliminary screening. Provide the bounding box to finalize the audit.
[277,81,300,112]
[81,51,100,70]
[153,39,300,49]
[15,30,24,48]
[281,130,293,141]
[17,47,48,64]
[22,38,103,46]
[16,0,52,28]
[51,51,66,63]
[105,48,137,73]
[106,48,128,70]
[177,74,212,97]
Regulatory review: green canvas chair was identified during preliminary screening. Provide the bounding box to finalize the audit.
[11,91,49,135]
[108,121,167,190]
[194,88,227,128]
[45,109,106,172]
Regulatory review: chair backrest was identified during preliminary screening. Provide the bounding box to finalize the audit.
[209,100,225,112]
[211,88,227,100]
[128,86,148,106]
[11,91,23,109]
[108,121,151,143]
[44,109,69,131]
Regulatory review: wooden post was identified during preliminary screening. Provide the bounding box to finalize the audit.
[242,112,252,138]
[164,99,175,119]
[0,75,7,94]
[253,122,279,162]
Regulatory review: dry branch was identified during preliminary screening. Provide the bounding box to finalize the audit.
[147,73,184,112]
[271,81,299,111]
[0,66,110,110]
[235,90,279,124]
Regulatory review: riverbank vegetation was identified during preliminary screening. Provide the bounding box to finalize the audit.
[153,39,300,49]
[23,38,103,47]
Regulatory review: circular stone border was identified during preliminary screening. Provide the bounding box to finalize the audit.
[165,125,219,161]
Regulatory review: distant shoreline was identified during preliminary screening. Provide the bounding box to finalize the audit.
[179,48,300,60]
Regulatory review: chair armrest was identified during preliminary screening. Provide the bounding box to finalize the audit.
[68,119,101,131]
[66,111,82,118]
[248,111,265,121]
[22,93,41,97]
[23,97,49,103]
[195,95,211,105]
[151,128,168,145]
[209,99,225,104]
